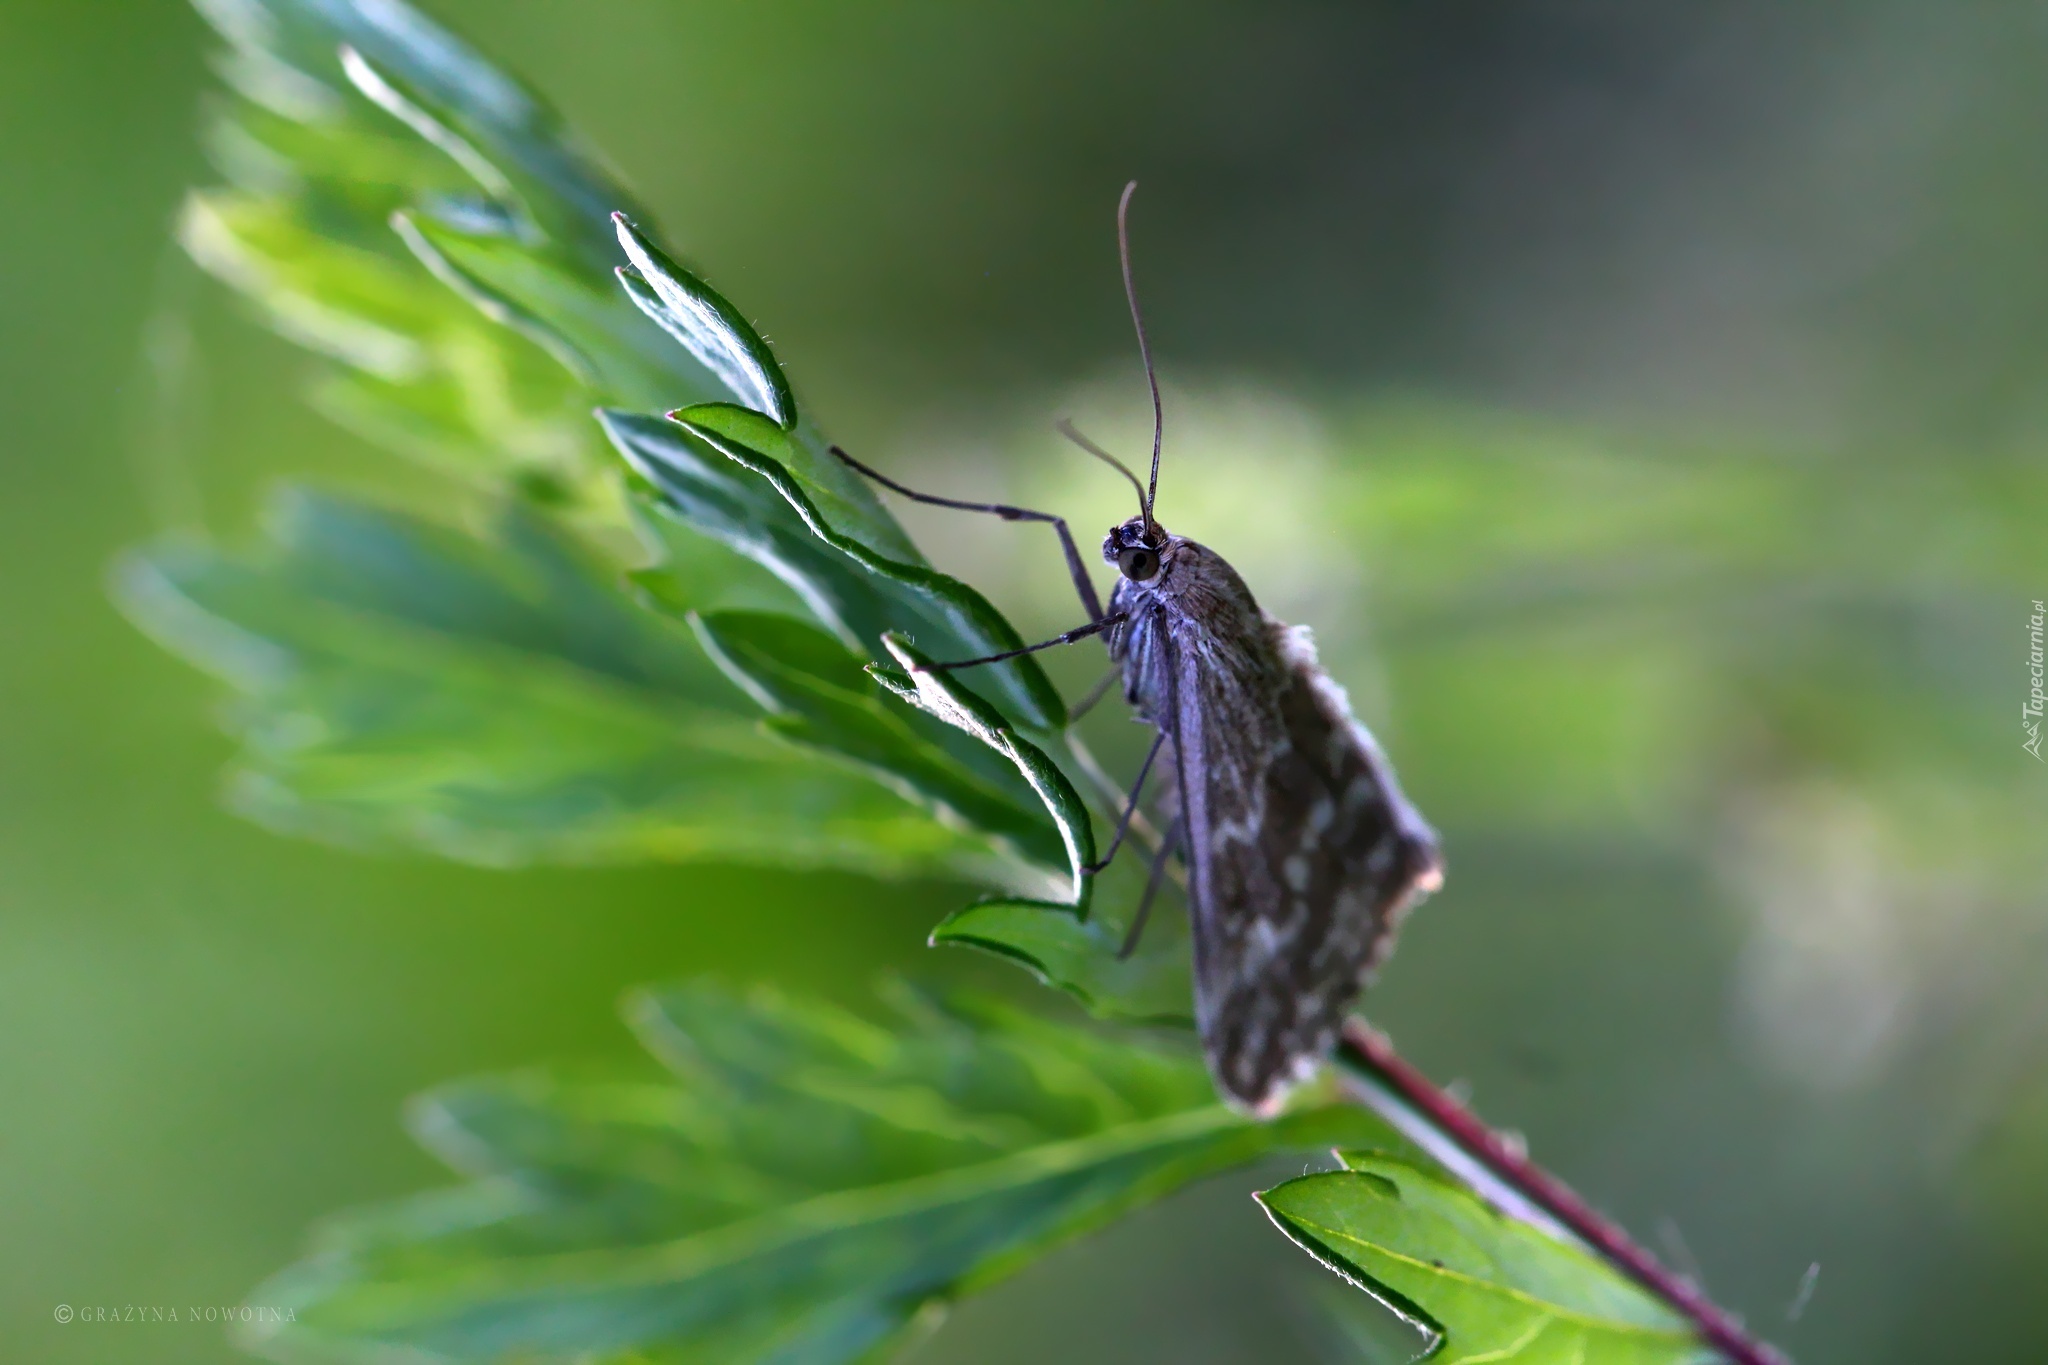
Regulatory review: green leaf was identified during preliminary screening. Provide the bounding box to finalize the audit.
[626,514,1069,876]
[924,793,1199,1023]
[395,208,718,415]
[180,187,608,495]
[874,634,1096,908]
[689,611,1069,877]
[197,0,643,271]
[601,409,911,653]
[172,0,1091,890]
[175,0,1144,920]
[930,898,1192,1025]
[112,488,1000,877]
[180,187,436,379]
[620,404,1070,732]
[199,87,468,245]
[238,980,1405,1365]
[669,404,923,578]
[621,491,820,625]
[614,213,797,429]
[1258,1154,1712,1365]
[187,0,722,502]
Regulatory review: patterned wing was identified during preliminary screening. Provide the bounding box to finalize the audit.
[1172,616,1441,1115]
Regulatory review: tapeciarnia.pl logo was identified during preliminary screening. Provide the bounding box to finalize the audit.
[2026,599,2045,761]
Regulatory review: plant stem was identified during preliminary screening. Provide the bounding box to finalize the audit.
[1333,1019,1790,1365]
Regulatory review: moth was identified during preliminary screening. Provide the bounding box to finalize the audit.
[836,184,1441,1115]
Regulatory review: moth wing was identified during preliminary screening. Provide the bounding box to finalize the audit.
[1176,618,1441,1114]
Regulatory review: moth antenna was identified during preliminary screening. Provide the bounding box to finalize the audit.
[1055,418,1148,520]
[1116,180,1163,530]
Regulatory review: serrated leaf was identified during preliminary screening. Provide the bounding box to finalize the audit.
[670,404,922,574]
[338,43,535,228]
[874,635,1096,908]
[622,501,817,625]
[930,898,1192,1025]
[601,408,909,653]
[396,209,712,414]
[613,214,796,429]
[1258,1156,1711,1365]
[926,812,1204,1027]
[188,0,1077,800]
[239,981,1405,1365]
[689,612,1068,877]
[197,0,640,270]
[113,488,1001,877]
[199,86,466,243]
[187,1,712,496]
[176,0,1153,937]
[181,187,434,378]
[181,187,608,494]
[606,405,1071,736]
[307,362,585,503]
[670,404,1070,731]
[624,524,1065,852]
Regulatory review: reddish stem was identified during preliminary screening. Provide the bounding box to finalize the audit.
[1334,1019,1789,1365]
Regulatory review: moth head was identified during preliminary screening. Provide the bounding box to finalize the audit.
[1103,516,1167,584]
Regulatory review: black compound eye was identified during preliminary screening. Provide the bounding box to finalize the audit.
[1117,546,1159,581]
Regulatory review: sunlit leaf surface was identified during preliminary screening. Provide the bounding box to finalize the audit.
[1260,1153,1713,1365]
[240,981,1399,1365]
[117,490,1014,875]
[167,0,1091,888]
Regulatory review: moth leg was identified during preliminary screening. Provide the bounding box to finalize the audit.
[1066,666,1121,722]
[831,445,1106,622]
[1085,729,1166,874]
[1118,813,1183,960]
[912,611,1126,672]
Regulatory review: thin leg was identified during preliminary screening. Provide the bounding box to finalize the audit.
[832,445,1105,622]
[1085,730,1165,874]
[1119,814,1183,960]
[1067,666,1121,722]
[914,611,1125,673]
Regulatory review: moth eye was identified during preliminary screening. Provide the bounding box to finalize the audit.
[1117,546,1159,581]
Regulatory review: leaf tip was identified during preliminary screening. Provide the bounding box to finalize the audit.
[611,211,650,258]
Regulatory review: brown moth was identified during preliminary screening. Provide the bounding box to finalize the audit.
[836,183,1441,1114]
[1095,511,1442,1113]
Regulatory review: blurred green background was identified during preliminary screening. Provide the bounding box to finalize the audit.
[4,2,2045,1362]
